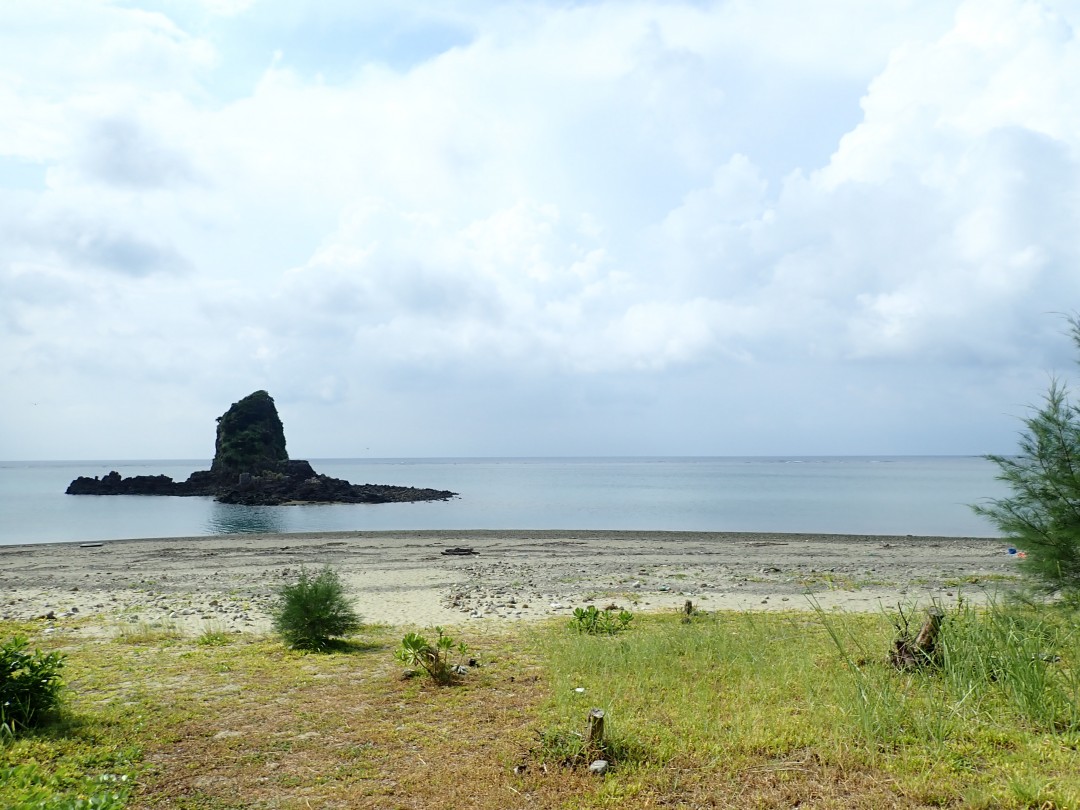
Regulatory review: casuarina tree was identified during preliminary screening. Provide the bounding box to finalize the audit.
[974,316,1080,600]
[272,566,361,650]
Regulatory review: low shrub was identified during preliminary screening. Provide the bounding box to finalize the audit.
[395,627,468,684]
[272,566,361,651]
[569,605,633,635]
[1,635,66,735]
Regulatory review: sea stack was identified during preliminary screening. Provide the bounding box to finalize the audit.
[66,391,456,506]
[210,390,290,479]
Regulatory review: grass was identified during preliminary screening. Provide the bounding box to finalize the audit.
[113,620,185,645]
[196,622,233,647]
[2,602,1079,808]
[943,572,1023,587]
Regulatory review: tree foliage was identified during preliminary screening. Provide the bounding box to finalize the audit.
[974,317,1080,599]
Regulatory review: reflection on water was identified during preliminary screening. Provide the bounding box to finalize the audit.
[207,502,287,534]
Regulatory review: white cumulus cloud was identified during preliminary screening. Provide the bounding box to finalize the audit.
[1,0,1079,458]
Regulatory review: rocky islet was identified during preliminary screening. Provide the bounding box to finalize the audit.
[65,391,456,506]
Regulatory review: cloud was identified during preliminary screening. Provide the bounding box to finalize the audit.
[75,115,199,189]
[2,0,1080,458]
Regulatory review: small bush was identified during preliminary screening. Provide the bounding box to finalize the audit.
[569,605,633,635]
[272,566,361,650]
[1,635,66,734]
[395,627,468,684]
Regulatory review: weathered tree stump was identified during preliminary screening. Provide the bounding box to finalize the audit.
[586,708,605,747]
[890,606,945,670]
[915,606,945,652]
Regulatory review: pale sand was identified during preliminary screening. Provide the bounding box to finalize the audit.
[0,530,1020,636]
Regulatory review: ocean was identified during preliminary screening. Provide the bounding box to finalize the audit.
[0,457,1007,546]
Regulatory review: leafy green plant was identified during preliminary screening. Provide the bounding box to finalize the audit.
[395,627,468,684]
[974,314,1080,600]
[272,566,361,650]
[569,605,633,635]
[1,635,66,734]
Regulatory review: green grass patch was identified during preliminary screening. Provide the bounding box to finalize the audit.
[195,622,233,647]
[534,603,1080,806]
[3,602,1080,808]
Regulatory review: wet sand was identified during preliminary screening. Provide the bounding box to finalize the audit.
[0,530,1018,635]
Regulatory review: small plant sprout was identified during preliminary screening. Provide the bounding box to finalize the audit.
[395,627,469,684]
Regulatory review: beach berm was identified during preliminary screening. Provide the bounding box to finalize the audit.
[0,530,1016,634]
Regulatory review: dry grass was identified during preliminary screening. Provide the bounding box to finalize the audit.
[109,631,550,809]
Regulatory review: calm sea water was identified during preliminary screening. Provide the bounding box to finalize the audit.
[0,457,1006,546]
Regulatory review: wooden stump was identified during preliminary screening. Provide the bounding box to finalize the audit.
[890,606,946,670]
[586,708,605,747]
[915,607,945,654]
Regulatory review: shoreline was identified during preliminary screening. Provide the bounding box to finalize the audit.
[1,530,1018,635]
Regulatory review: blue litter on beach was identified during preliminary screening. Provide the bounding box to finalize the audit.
[1007,547,1018,555]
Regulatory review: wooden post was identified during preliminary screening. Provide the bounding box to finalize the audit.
[586,708,605,747]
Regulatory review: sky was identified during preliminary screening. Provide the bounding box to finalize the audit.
[2,0,1080,460]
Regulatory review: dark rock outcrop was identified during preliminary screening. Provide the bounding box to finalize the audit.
[66,472,191,496]
[211,390,289,478]
[66,391,456,506]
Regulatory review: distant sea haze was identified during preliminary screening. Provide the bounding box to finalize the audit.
[0,457,1007,546]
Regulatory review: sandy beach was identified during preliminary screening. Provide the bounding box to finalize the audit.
[0,530,1023,636]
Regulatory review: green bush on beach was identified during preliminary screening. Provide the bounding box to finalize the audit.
[568,604,633,635]
[271,566,361,650]
[1,635,65,735]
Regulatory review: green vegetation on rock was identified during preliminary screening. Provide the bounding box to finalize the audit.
[210,390,289,477]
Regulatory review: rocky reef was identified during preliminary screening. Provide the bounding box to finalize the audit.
[66,391,456,506]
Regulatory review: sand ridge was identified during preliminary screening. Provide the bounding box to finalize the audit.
[0,530,1019,635]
